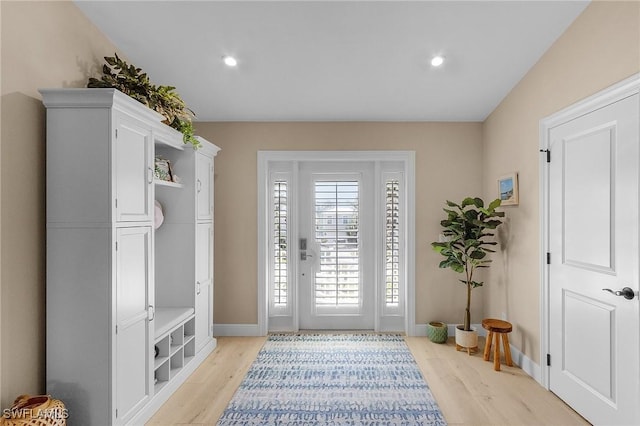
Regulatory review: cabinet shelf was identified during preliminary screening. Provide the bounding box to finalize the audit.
[154,179,184,189]
[154,307,194,339]
[154,356,169,370]
[170,344,182,356]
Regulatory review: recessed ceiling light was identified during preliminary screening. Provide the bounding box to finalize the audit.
[223,55,238,67]
[431,55,445,67]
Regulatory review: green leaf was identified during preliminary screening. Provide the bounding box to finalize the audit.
[88,53,197,148]
[461,197,476,207]
[469,250,486,259]
[488,198,501,210]
[450,263,464,273]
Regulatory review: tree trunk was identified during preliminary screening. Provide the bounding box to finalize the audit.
[464,283,472,330]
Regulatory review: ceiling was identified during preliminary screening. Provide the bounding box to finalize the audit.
[75,1,590,122]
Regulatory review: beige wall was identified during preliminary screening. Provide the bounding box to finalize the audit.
[0,0,120,408]
[195,122,484,325]
[482,0,640,364]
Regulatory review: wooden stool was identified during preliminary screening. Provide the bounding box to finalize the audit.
[482,318,513,371]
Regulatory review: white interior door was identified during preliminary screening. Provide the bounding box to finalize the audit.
[548,93,639,425]
[298,162,374,329]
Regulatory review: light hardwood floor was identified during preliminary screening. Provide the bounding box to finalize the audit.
[147,335,589,425]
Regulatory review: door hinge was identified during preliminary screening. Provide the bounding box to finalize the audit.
[115,198,118,209]
[115,408,118,418]
[115,129,118,139]
[115,325,118,335]
[546,252,551,264]
[540,149,550,162]
[547,353,551,366]
[115,241,118,251]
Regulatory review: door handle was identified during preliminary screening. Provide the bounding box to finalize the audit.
[148,305,155,321]
[602,287,636,300]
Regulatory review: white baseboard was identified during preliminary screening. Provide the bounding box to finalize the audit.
[213,323,262,336]
[509,343,542,382]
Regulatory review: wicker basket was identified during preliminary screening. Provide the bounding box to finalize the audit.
[1,395,67,426]
[427,321,449,343]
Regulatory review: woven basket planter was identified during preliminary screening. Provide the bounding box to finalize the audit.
[0,394,67,426]
[427,321,448,343]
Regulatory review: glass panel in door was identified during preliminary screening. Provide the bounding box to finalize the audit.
[314,181,360,311]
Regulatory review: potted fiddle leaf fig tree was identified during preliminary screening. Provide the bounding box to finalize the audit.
[431,197,504,354]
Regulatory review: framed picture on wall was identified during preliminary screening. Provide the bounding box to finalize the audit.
[498,172,519,206]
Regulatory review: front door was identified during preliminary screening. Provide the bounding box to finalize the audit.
[548,92,639,425]
[298,162,374,329]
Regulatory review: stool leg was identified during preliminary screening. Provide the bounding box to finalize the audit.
[501,333,513,367]
[483,331,493,361]
[493,332,501,371]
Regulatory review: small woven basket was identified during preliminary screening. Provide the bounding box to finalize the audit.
[427,321,449,343]
[1,395,67,426]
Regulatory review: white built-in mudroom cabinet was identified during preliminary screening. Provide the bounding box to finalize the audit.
[40,89,219,425]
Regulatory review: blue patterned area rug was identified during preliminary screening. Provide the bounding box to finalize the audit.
[217,333,447,425]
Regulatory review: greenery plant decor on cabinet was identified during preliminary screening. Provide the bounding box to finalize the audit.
[87,53,200,148]
[431,197,504,351]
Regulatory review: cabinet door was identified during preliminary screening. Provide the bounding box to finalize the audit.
[115,227,152,423]
[196,153,214,221]
[114,112,153,223]
[195,222,213,351]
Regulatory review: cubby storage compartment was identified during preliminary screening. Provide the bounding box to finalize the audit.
[170,348,184,374]
[153,308,195,394]
[154,359,170,393]
[170,327,184,355]
[154,335,170,369]
[184,317,196,363]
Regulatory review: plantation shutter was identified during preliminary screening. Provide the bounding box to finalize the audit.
[314,181,360,307]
